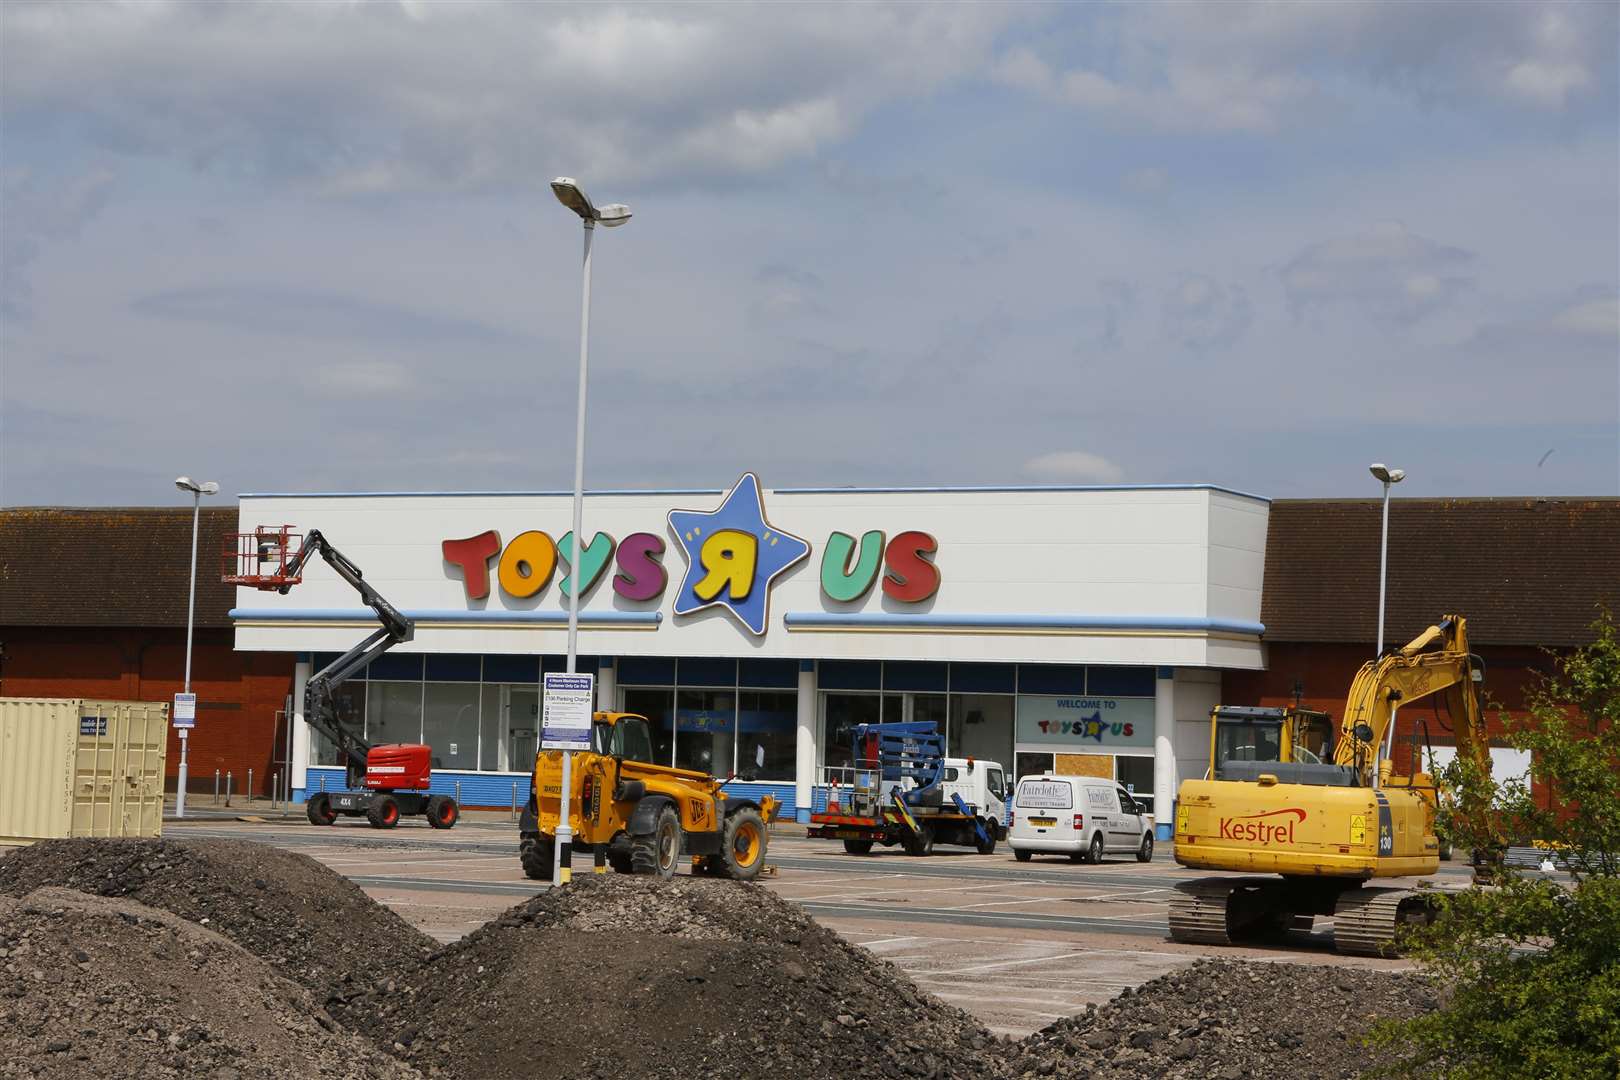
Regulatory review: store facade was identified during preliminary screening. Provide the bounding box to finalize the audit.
[232,477,1268,837]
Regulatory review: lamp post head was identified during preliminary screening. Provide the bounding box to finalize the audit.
[175,477,220,496]
[1369,464,1405,485]
[551,177,632,227]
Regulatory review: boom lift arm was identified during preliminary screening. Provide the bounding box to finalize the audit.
[276,530,415,790]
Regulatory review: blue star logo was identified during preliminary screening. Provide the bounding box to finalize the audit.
[668,472,809,635]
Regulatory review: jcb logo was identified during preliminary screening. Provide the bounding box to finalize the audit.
[688,798,707,824]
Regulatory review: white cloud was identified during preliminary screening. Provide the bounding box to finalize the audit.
[1163,274,1252,349]
[1549,296,1619,339]
[0,2,1026,192]
[1022,450,1125,483]
[989,1,1615,133]
[1280,221,1474,324]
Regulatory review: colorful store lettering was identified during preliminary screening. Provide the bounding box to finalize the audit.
[1034,713,1137,743]
[439,473,941,628]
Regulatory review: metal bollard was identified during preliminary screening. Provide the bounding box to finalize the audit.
[455,780,462,805]
[248,768,254,804]
[214,769,221,804]
[225,771,233,806]
[320,774,327,793]
[511,782,518,821]
[272,771,280,810]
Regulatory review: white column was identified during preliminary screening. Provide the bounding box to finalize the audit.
[291,658,311,797]
[1153,666,1176,840]
[595,658,617,713]
[794,661,817,824]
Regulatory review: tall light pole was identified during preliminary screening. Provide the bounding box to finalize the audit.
[174,476,220,818]
[549,177,631,884]
[1368,463,1405,656]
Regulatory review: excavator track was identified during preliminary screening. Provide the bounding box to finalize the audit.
[1332,888,1432,956]
[1168,880,1240,945]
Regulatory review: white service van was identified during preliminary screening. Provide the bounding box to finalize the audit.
[1009,773,1154,864]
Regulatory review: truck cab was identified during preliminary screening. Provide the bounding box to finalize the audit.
[941,757,1008,838]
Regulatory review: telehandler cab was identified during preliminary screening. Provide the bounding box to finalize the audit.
[518,711,777,882]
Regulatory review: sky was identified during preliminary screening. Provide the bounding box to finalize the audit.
[2,1,1616,506]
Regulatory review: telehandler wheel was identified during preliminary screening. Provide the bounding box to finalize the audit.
[305,793,337,827]
[631,806,682,878]
[520,834,555,881]
[426,796,459,830]
[843,838,874,855]
[366,795,401,829]
[716,807,767,881]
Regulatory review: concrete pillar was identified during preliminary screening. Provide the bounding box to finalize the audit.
[1153,666,1176,840]
[795,660,817,824]
[596,657,616,713]
[291,657,311,799]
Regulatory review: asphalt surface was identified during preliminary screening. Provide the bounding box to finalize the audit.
[163,811,1466,1036]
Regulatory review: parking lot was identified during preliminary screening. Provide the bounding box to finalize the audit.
[169,811,1454,1037]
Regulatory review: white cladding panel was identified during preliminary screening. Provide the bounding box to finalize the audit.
[233,485,1267,669]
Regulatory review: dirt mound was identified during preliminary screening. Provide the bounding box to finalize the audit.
[0,887,422,1080]
[333,874,1010,1080]
[0,838,434,1000]
[1009,958,1439,1079]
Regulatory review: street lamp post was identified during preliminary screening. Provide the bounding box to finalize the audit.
[174,476,220,818]
[1368,463,1406,656]
[1368,463,1405,786]
[549,177,631,885]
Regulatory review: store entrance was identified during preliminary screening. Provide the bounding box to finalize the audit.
[508,687,539,774]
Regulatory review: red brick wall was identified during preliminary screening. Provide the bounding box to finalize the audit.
[0,626,294,796]
[1224,641,1560,797]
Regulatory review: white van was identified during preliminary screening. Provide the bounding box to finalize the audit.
[1009,774,1153,864]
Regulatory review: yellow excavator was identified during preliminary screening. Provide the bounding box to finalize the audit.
[1171,614,1494,955]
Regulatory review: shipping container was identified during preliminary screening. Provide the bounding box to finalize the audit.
[0,698,170,846]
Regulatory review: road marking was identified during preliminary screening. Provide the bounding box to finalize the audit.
[854,935,921,950]
[928,952,1086,976]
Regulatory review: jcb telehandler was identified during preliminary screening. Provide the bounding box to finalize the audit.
[518,711,777,882]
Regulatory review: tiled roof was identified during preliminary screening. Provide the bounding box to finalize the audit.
[1261,498,1620,647]
[0,507,238,628]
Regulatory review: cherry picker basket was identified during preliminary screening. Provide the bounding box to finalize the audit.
[224,526,304,590]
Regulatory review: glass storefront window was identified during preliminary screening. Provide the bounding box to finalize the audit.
[509,688,539,772]
[949,694,1014,767]
[676,688,736,775]
[366,681,423,746]
[624,688,675,767]
[1116,756,1155,812]
[738,691,795,781]
[820,693,898,780]
[479,684,506,771]
[1015,751,1054,780]
[422,683,480,771]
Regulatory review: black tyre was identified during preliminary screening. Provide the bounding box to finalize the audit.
[426,795,459,830]
[305,793,337,827]
[975,821,997,855]
[631,805,682,878]
[366,794,400,829]
[716,807,768,881]
[843,838,875,855]
[1014,848,1032,863]
[906,825,935,857]
[1087,832,1105,864]
[520,834,555,881]
[1137,833,1154,863]
[608,850,634,875]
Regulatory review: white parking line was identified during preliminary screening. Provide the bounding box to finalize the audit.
[927,952,1084,977]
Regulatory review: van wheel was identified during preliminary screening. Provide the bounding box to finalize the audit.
[1013,849,1032,863]
[1087,833,1105,864]
[1137,833,1154,862]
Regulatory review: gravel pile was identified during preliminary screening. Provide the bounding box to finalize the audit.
[0,837,435,1001]
[1007,959,1438,1079]
[0,887,422,1080]
[332,874,1011,1080]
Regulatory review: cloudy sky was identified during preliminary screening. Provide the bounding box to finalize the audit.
[2,1,1616,506]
